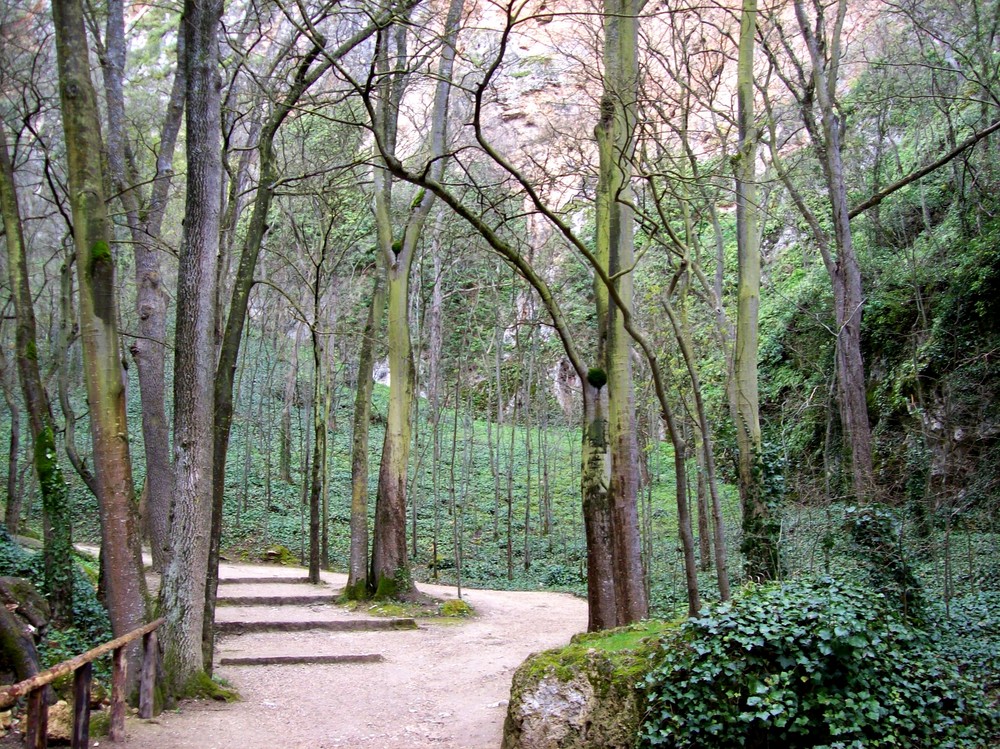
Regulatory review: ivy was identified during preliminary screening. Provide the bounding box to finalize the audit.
[641,577,999,748]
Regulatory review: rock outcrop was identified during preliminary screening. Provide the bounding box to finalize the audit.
[502,623,670,749]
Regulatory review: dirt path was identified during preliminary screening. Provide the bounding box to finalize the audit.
[116,563,587,749]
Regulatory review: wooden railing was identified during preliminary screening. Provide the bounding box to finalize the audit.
[0,617,164,749]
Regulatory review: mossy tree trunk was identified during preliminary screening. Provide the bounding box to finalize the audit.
[370,0,462,597]
[734,0,780,581]
[581,380,616,631]
[51,0,148,674]
[0,355,21,535]
[0,123,73,625]
[595,0,648,625]
[159,0,222,696]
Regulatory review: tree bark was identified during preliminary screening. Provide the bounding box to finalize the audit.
[581,381,616,631]
[595,0,648,624]
[370,0,462,596]
[51,0,148,677]
[0,124,73,624]
[97,0,184,573]
[344,269,385,598]
[159,0,222,695]
[792,0,874,501]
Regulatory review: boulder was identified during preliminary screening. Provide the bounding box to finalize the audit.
[47,700,72,743]
[0,576,51,633]
[502,623,671,749]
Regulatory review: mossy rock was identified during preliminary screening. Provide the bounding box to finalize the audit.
[440,599,473,618]
[502,621,675,749]
[262,546,297,566]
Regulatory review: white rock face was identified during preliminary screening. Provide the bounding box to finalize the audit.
[514,674,595,748]
[502,651,642,749]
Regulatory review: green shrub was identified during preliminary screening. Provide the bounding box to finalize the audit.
[641,577,999,748]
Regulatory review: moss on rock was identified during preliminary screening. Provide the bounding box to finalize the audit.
[502,621,675,749]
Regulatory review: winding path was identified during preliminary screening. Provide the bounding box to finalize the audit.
[118,562,587,749]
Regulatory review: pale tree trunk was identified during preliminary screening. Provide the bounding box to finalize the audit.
[0,124,74,624]
[159,0,222,695]
[595,0,648,624]
[97,0,184,572]
[372,259,415,595]
[735,0,780,580]
[344,269,385,598]
[51,0,148,676]
[371,0,462,596]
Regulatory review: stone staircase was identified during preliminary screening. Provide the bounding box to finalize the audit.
[213,571,416,668]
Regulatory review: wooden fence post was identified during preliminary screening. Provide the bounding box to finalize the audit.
[110,646,127,740]
[139,630,157,719]
[26,688,47,749]
[72,662,92,749]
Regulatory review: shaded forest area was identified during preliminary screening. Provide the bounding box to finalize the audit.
[0,0,998,741]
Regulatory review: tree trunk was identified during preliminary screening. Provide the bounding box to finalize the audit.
[793,0,873,501]
[0,362,21,534]
[371,260,415,596]
[308,260,326,583]
[98,0,184,573]
[344,270,385,598]
[595,0,648,624]
[735,0,782,581]
[159,0,222,695]
[581,381,616,631]
[51,0,148,676]
[0,124,73,624]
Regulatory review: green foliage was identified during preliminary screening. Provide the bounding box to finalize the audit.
[927,591,1000,694]
[0,530,112,683]
[586,367,607,389]
[641,577,999,749]
[843,504,923,620]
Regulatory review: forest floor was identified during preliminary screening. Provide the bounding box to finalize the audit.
[114,560,588,749]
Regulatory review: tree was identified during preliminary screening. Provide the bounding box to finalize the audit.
[0,122,73,624]
[159,0,222,694]
[51,0,148,674]
[93,0,185,572]
[369,0,463,598]
[761,0,874,501]
[595,0,648,624]
[733,0,779,580]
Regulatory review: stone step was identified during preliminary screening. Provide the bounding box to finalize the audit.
[218,577,313,585]
[217,594,338,606]
[215,618,417,635]
[219,653,384,666]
